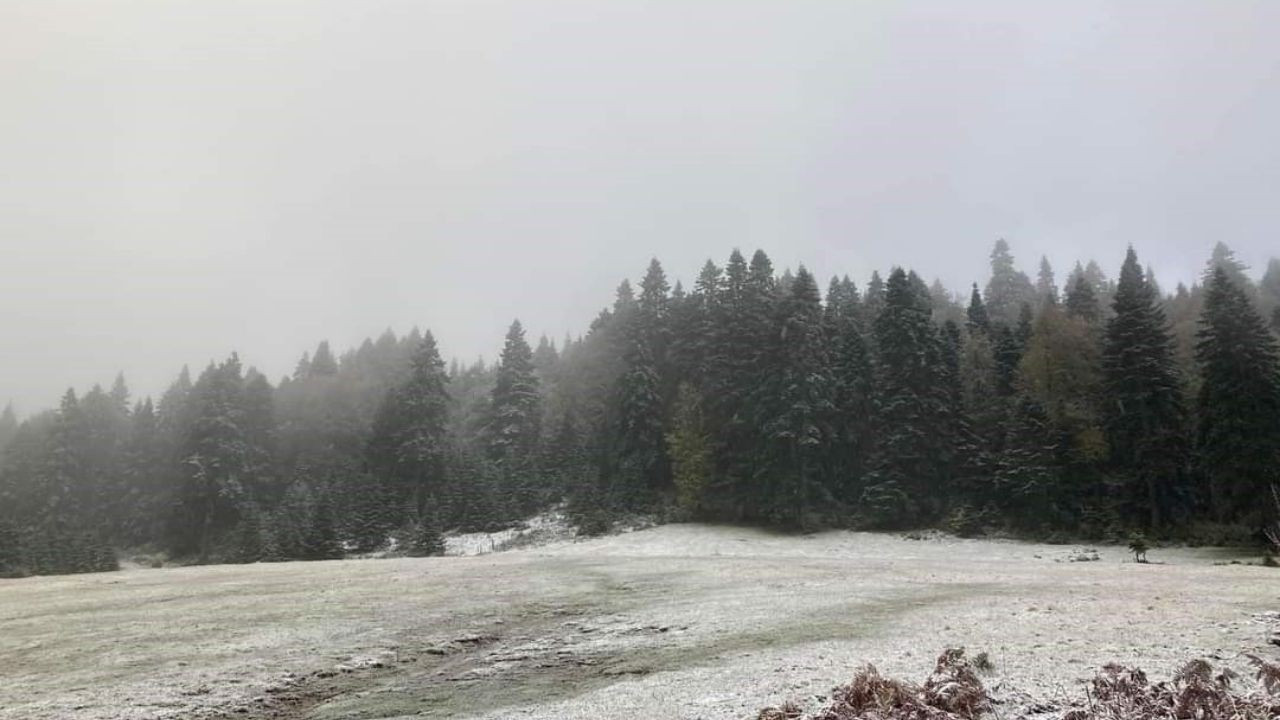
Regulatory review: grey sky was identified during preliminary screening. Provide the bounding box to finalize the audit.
[4,1,1279,416]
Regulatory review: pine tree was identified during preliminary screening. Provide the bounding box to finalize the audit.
[1145,265,1163,300]
[664,281,700,385]
[992,325,1023,397]
[47,389,89,526]
[310,341,339,376]
[1102,247,1188,528]
[531,334,559,375]
[1016,303,1034,348]
[863,269,948,527]
[338,472,394,553]
[117,398,165,544]
[1195,267,1280,527]
[938,320,984,501]
[487,319,541,461]
[1065,275,1101,324]
[993,398,1063,529]
[1036,257,1059,305]
[407,505,445,557]
[958,322,1002,500]
[704,249,777,514]
[1203,242,1252,292]
[240,370,275,499]
[0,521,24,577]
[177,356,253,561]
[367,332,451,521]
[826,276,874,502]
[109,373,130,413]
[966,283,990,335]
[301,493,343,560]
[231,503,266,563]
[672,260,723,385]
[611,330,666,506]
[864,271,886,323]
[637,258,671,363]
[293,352,312,381]
[757,268,833,528]
[984,239,1036,326]
[1082,260,1114,316]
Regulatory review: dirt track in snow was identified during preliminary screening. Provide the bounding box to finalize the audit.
[1,525,1275,719]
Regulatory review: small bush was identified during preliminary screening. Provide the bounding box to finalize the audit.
[971,652,994,673]
[1127,531,1149,563]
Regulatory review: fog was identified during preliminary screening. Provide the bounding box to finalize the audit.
[4,0,1279,415]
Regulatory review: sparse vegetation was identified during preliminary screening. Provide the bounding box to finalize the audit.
[757,648,991,720]
[758,650,1280,720]
[1128,531,1149,563]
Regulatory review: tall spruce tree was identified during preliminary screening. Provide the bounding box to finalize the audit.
[1036,257,1059,305]
[863,269,948,527]
[1195,267,1280,527]
[611,328,666,506]
[1065,275,1101,324]
[637,258,671,361]
[176,356,254,560]
[984,239,1036,326]
[1102,247,1188,528]
[487,319,541,460]
[757,268,833,528]
[864,271,886,323]
[826,276,874,502]
[310,341,339,377]
[966,283,990,335]
[367,332,451,519]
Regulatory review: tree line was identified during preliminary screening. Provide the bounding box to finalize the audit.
[2,240,1279,576]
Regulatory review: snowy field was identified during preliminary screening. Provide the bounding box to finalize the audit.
[0,525,1275,720]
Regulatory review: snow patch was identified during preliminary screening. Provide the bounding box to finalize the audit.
[444,509,575,556]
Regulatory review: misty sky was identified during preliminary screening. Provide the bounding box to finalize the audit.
[4,1,1280,416]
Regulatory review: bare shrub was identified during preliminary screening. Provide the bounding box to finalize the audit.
[757,651,1280,720]
[1248,654,1280,694]
[1071,657,1280,720]
[757,649,990,720]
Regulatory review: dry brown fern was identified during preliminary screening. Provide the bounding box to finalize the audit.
[755,650,1280,720]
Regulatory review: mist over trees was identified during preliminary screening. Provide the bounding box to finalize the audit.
[2,240,1279,576]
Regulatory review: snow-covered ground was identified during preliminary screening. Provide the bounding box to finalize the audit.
[443,509,576,556]
[0,525,1274,720]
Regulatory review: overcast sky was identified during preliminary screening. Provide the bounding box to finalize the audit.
[4,0,1280,416]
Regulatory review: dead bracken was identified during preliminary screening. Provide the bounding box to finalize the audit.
[756,649,1280,720]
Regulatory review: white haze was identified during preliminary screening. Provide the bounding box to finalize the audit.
[3,0,1280,415]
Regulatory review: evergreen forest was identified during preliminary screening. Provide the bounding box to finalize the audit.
[3,240,1280,576]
